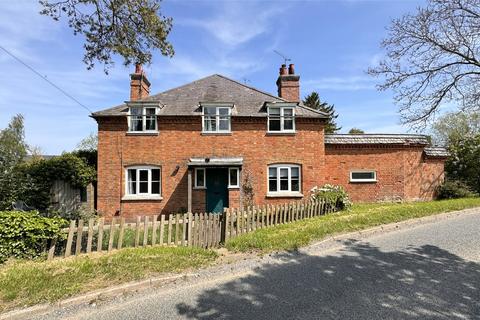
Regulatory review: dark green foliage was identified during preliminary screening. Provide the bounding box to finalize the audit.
[14,154,97,212]
[303,92,341,133]
[39,0,174,73]
[0,211,66,263]
[0,115,29,211]
[436,180,477,199]
[348,128,365,134]
[0,114,27,172]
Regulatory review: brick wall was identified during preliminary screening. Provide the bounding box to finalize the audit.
[96,116,325,218]
[324,145,445,202]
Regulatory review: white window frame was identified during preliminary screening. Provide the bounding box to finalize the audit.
[267,106,296,133]
[202,106,232,133]
[128,106,158,132]
[228,168,240,188]
[124,166,162,199]
[267,164,301,195]
[194,168,206,189]
[350,170,377,183]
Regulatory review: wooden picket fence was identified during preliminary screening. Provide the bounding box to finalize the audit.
[49,197,335,259]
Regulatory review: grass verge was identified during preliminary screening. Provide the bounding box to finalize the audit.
[226,198,480,253]
[0,246,217,312]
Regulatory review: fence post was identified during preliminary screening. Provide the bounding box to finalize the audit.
[142,216,149,247]
[235,208,241,235]
[108,217,116,252]
[47,238,56,260]
[118,217,125,249]
[182,213,187,246]
[167,214,173,246]
[86,218,94,253]
[175,214,180,246]
[135,216,141,247]
[152,215,158,246]
[75,219,84,256]
[187,212,193,246]
[65,220,76,258]
[159,214,165,246]
[97,218,104,252]
[224,209,230,242]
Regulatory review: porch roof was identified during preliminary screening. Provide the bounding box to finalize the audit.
[187,157,243,167]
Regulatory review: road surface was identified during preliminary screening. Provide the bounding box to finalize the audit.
[35,210,480,320]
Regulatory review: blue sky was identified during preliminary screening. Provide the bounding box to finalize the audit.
[0,0,425,154]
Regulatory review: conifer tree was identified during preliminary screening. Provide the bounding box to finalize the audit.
[303,92,341,133]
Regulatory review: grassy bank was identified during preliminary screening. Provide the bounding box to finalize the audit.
[226,198,480,253]
[0,246,217,312]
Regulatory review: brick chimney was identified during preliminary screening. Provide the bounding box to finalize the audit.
[276,63,300,102]
[130,64,150,101]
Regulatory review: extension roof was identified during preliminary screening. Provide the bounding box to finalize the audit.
[324,134,430,146]
[92,74,328,119]
[423,147,450,158]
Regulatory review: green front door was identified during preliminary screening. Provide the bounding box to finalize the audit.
[206,168,229,213]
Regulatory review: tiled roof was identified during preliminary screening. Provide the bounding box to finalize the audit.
[424,147,449,158]
[324,134,430,145]
[92,74,328,119]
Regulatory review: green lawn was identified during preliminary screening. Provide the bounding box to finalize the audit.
[226,198,480,253]
[0,246,217,312]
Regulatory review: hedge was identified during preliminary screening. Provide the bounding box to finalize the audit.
[0,211,66,263]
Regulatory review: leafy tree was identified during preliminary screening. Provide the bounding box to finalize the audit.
[431,111,480,146]
[76,132,97,152]
[445,134,480,193]
[369,0,480,127]
[431,111,480,193]
[40,0,174,72]
[0,114,27,173]
[348,128,365,134]
[303,92,341,133]
[74,133,98,169]
[0,115,28,210]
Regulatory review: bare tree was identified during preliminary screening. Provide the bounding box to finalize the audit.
[40,0,174,73]
[369,0,480,127]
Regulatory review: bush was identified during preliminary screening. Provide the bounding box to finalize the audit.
[310,184,352,210]
[0,211,67,263]
[436,180,478,199]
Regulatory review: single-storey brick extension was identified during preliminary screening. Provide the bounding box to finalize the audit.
[92,64,448,218]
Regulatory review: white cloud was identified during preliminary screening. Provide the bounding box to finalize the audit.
[178,3,286,48]
[304,75,377,91]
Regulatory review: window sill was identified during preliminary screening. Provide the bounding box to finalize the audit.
[350,180,377,183]
[266,132,296,136]
[266,192,304,198]
[193,187,207,190]
[228,186,240,190]
[126,131,159,136]
[201,132,232,136]
[122,195,163,201]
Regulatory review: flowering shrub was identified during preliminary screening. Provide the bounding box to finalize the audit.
[310,184,352,210]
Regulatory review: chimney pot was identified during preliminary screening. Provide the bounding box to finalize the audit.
[288,64,295,75]
[276,64,300,102]
[135,63,142,74]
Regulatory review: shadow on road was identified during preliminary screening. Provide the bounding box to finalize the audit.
[176,241,480,319]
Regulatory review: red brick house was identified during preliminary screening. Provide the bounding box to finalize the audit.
[92,64,448,218]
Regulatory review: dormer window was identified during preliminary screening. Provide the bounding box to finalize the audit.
[128,106,157,132]
[268,106,295,133]
[202,106,231,133]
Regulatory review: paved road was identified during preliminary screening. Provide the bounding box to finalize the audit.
[36,211,480,320]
